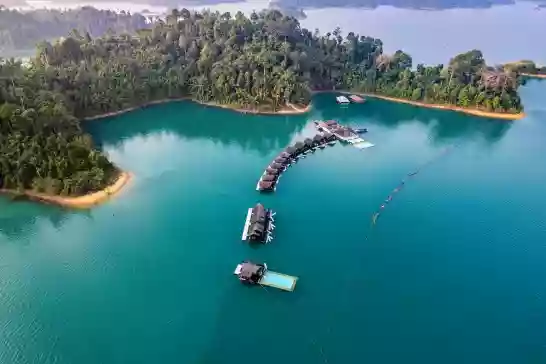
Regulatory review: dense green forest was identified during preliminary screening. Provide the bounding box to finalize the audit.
[0,6,148,51]
[0,8,524,197]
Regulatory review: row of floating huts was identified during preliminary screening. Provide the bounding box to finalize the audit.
[256,132,337,192]
[235,119,372,292]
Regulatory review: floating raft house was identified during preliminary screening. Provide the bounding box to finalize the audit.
[234,261,298,292]
[241,203,275,243]
[256,133,339,192]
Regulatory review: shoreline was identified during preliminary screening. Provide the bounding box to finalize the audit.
[1,171,132,209]
[83,98,311,122]
[314,90,525,120]
[521,73,546,79]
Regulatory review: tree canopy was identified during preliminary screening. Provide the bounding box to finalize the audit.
[0,7,526,198]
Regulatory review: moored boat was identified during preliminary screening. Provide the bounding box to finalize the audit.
[349,95,365,103]
[336,95,350,104]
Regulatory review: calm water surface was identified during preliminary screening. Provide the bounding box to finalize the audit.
[1,79,546,363]
[25,0,546,65]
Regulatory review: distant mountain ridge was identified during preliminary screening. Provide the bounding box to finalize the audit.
[0,6,149,52]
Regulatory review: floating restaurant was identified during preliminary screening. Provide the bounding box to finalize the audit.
[241,203,275,244]
[234,261,298,292]
[314,120,374,149]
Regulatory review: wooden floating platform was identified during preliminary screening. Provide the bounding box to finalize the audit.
[241,208,253,240]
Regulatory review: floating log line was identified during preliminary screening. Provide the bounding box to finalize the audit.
[256,133,338,192]
[372,144,458,226]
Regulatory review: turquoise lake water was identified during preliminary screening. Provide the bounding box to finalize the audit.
[2,2,546,361]
[1,80,546,363]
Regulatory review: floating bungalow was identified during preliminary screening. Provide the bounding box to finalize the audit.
[273,156,290,165]
[257,180,276,192]
[234,261,298,292]
[266,167,281,175]
[312,134,325,148]
[284,146,298,158]
[303,138,315,153]
[261,174,277,182]
[336,95,350,104]
[241,203,275,243]
[349,95,365,103]
[293,141,307,155]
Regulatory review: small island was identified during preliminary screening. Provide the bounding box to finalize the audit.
[0,7,529,207]
[504,60,546,80]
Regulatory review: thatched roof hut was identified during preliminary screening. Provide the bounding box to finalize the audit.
[325,120,338,126]
[313,134,325,143]
[278,152,291,159]
[284,146,297,156]
[261,174,277,182]
[269,162,283,170]
[238,261,264,281]
[266,167,280,175]
[294,141,306,151]
[249,222,265,235]
[251,203,266,223]
[274,156,289,164]
[304,138,314,147]
[258,181,275,190]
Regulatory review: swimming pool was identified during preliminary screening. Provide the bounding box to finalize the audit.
[259,271,298,291]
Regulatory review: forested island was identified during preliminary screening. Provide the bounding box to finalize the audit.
[504,60,546,79]
[0,8,527,206]
[0,6,149,52]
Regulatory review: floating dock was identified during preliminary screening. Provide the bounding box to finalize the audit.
[259,271,298,292]
[241,208,253,240]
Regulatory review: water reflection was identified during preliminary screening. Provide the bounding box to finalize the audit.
[0,198,90,242]
[86,101,308,155]
[312,93,511,145]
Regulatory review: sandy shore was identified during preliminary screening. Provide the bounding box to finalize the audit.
[315,90,525,120]
[198,100,311,115]
[84,98,310,121]
[521,73,546,79]
[1,171,132,209]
